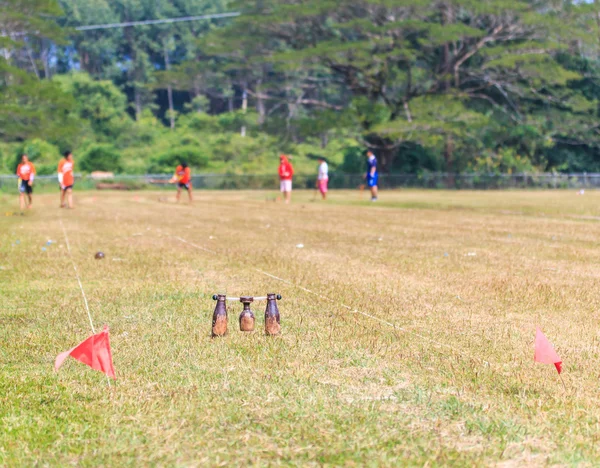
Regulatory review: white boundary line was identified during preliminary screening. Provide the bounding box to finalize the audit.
[173,235,491,367]
[255,269,491,366]
[60,219,96,334]
[174,236,217,254]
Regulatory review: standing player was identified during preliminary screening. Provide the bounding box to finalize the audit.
[58,151,75,209]
[16,154,36,210]
[365,150,379,202]
[278,154,294,204]
[170,161,193,203]
[317,157,329,200]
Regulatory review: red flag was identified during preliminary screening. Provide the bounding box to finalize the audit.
[55,325,116,379]
[534,328,562,374]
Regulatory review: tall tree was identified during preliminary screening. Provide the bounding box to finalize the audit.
[0,0,77,142]
[207,0,596,171]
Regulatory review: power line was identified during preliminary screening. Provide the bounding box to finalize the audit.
[3,12,240,37]
[74,12,241,31]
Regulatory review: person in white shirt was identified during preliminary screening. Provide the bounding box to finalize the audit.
[317,157,329,200]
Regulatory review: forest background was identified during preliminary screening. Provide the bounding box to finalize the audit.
[3,0,600,177]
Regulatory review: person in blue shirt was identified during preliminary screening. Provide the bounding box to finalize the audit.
[365,150,378,201]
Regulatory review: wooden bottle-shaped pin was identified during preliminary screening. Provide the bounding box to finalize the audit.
[265,293,281,336]
[239,297,255,332]
[211,294,228,337]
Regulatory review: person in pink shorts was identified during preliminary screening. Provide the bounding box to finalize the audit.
[317,157,329,200]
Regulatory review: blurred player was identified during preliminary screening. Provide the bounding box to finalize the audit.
[365,150,378,202]
[58,151,75,209]
[170,161,192,203]
[278,154,294,204]
[317,157,329,200]
[16,154,36,210]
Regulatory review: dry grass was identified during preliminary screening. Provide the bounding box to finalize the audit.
[1,189,600,465]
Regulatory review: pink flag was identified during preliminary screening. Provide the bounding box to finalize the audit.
[534,328,562,374]
[55,325,116,379]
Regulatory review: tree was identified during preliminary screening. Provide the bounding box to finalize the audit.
[80,144,123,172]
[54,72,131,139]
[4,0,600,175]
[208,0,598,172]
[0,0,79,143]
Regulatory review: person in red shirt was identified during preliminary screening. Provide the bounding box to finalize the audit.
[58,151,75,209]
[169,161,193,203]
[278,154,294,204]
[16,154,36,210]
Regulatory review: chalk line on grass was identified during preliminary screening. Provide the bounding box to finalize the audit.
[255,269,491,367]
[173,235,217,254]
[172,234,491,367]
[60,219,95,334]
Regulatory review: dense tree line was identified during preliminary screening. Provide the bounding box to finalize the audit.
[3,0,600,175]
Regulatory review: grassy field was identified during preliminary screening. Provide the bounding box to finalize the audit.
[2,189,600,466]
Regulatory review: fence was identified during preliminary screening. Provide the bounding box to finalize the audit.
[1,172,600,192]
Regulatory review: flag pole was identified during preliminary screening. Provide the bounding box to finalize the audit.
[558,373,567,391]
